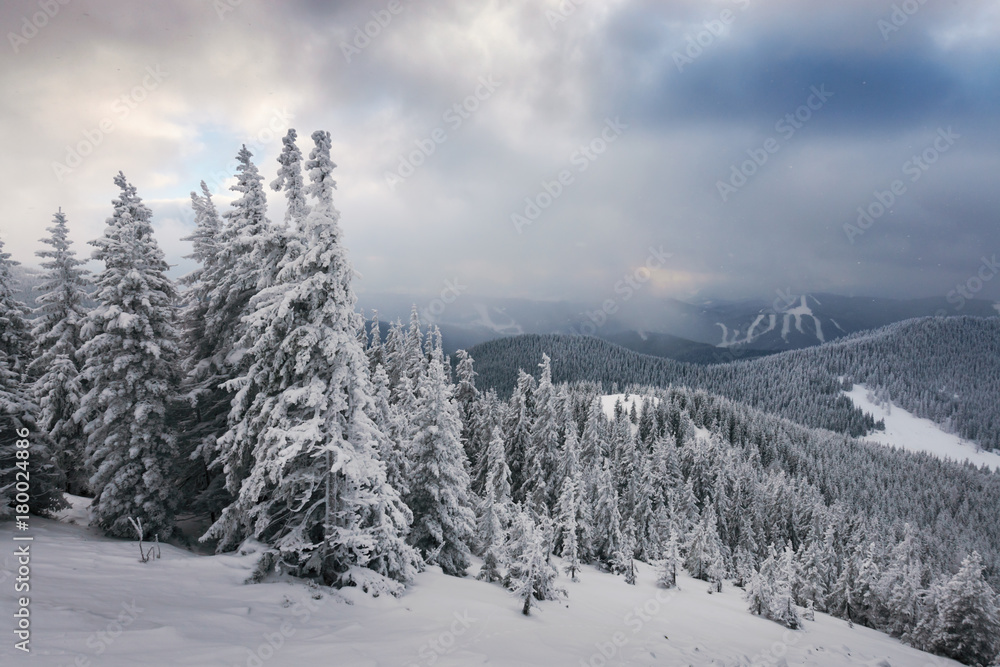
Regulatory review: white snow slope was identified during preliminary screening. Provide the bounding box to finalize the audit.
[845,383,1000,472]
[0,505,958,667]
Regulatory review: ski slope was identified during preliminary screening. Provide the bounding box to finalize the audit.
[845,384,1000,472]
[0,504,959,667]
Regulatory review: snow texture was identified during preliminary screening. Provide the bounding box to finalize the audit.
[845,383,1000,472]
[0,508,963,667]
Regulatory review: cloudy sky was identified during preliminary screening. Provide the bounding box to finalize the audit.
[1,0,998,304]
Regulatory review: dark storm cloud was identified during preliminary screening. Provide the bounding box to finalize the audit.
[0,0,998,304]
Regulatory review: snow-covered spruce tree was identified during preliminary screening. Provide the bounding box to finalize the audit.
[454,349,481,469]
[558,420,595,563]
[877,523,926,639]
[0,236,65,517]
[470,388,503,496]
[396,306,426,388]
[505,508,560,615]
[931,551,1000,666]
[774,544,803,629]
[198,147,287,523]
[592,457,623,568]
[202,131,420,595]
[745,544,801,629]
[405,334,477,576]
[528,354,560,512]
[477,425,512,582]
[77,173,179,537]
[616,517,637,584]
[504,369,535,504]
[174,183,231,518]
[28,209,89,494]
[685,504,725,584]
[522,427,549,519]
[745,561,773,618]
[555,474,582,581]
[657,527,681,589]
[270,128,309,229]
[370,363,410,498]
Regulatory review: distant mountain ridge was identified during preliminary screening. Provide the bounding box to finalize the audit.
[358,290,999,361]
[465,316,1000,452]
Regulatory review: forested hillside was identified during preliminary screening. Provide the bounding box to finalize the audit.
[467,317,1000,451]
[4,131,998,666]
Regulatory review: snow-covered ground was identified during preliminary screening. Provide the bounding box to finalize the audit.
[0,505,959,666]
[600,393,658,422]
[845,383,1000,472]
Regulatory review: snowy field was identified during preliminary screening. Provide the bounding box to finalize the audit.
[600,393,661,422]
[0,501,958,667]
[845,384,1000,472]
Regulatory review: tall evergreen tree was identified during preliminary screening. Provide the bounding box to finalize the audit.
[203,132,419,594]
[592,458,623,567]
[454,349,481,468]
[0,235,65,517]
[658,528,681,589]
[370,363,410,498]
[476,425,512,582]
[77,173,179,537]
[555,474,582,581]
[505,508,560,615]
[406,339,477,576]
[504,370,535,503]
[931,552,1000,666]
[528,354,560,512]
[208,147,288,495]
[685,505,725,584]
[270,128,309,228]
[174,183,230,518]
[28,209,89,493]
